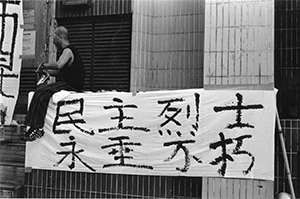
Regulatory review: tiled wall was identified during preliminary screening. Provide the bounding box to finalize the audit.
[130,0,205,92]
[204,0,274,88]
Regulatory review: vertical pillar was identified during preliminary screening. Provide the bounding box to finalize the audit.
[131,0,205,92]
[204,0,274,89]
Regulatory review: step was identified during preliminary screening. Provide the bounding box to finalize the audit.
[0,160,24,167]
[0,142,25,148]
[0,164,25,185]
[0,143,26,164]
[1,125,26,144]
[0,183,24,198]
[0,127,4,142]
[0,125,26,198]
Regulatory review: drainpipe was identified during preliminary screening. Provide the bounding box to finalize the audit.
[44,0,56,83]
[44,0,50,63]
[276,109,296,199]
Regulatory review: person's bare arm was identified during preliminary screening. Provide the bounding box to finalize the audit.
[47,69,60,77]
[41,48,74,70]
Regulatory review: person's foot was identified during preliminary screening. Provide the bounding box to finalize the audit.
[20,128,44,142]
[20,127,34,141]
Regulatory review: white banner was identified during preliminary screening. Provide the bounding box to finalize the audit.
[26,89,276,181]
[0,0,23,124]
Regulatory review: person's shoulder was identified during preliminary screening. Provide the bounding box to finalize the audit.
[63,47,72,53]
[64,44,73,49]
[65,44,78,52]
[61,47,73,58]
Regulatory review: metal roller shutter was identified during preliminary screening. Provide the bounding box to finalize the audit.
[19,67,37,94]
[57,14,132,92]
[16,67,37,114]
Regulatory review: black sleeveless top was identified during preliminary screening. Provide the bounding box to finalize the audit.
[60,45,85,90]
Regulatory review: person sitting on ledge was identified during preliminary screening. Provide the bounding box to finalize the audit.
[20,26,85,142]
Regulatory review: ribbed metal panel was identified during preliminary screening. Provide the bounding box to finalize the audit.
[56,0,132,18]
[275,0,300,119]
[24,170,202,198]
[57,18,94,90]
[93,18,131,91]
[19,68,37,95]
[15,67,37,114]
[57,14,132,92]
[274,120,300,198]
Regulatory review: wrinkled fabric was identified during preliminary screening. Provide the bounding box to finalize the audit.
[26,89,276,181]
[0,1,23,124]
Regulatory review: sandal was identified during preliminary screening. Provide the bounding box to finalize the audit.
[20,128,44,142]
[30,128,44,139]
[20,127,34,141]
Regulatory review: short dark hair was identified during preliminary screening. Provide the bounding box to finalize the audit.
[54,26,69,40]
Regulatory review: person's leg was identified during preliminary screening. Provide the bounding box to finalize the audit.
[24,82,50,128]
[22,83,50,140]
[21,82,71,141]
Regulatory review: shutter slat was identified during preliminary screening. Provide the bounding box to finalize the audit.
[19,68,37,94]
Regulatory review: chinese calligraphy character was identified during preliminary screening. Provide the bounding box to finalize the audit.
[53,98,94,135]
[209,132,254,176]
[157,93,200,137]
[98,97,150,133]
[158,98,184,127]
[101,136,153,170]
[213,93,263,129]
[232,134,255,174]
[164,140,202,172]
[192,93,200,136]
[209,132,234,176]
[54,135,96,172]
[0,0,20,70]
[0,0,20,98]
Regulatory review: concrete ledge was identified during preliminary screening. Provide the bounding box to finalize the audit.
[0,183,24,198]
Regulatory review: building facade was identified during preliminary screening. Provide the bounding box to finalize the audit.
[15,0,299,198]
